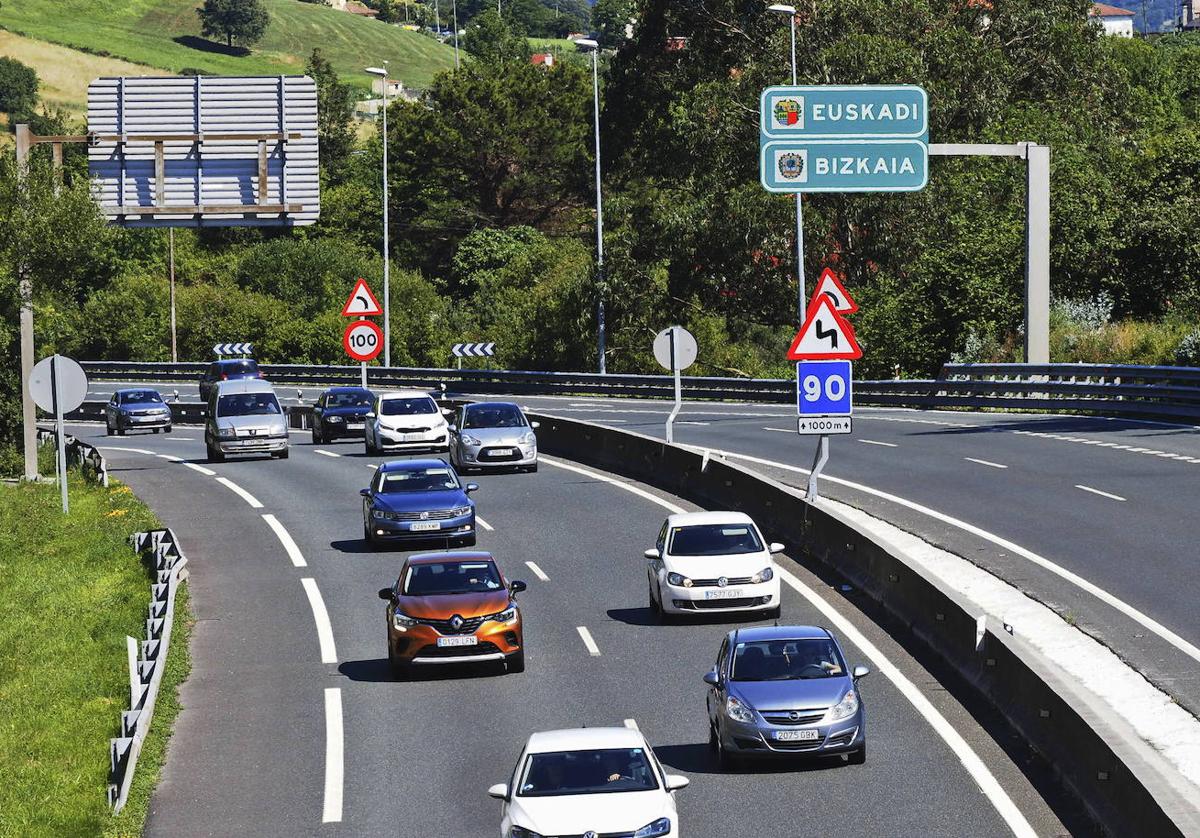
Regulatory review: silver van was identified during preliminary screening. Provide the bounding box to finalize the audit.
[205,379,290,461]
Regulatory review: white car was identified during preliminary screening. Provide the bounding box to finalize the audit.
[645,511,783,619]
[489,727,688,838]
[364,390,452,454]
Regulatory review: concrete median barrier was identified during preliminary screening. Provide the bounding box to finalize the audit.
[530,412,1200,838]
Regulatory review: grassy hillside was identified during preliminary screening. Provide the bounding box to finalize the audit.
[0,0,455,91]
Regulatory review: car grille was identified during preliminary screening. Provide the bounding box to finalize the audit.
[417,615,486,635]
[389,509,461,521]
[395,426,431,433]
[762,710,827,726]
[673,597,767,610]
[479,446,522,462]
[767,738,824,752]
[690,576,754,587]
[413,641,500,658]
[133,409,164,416]
[556,832,637,838]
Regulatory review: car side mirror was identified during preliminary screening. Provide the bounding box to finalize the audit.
[664,774,690,792]
[853,665,870,680]
[643,548,660,560]
[378,588,394,601]
[703,669,720,687]
[365,412,375,419]
[530,421,540,429]
[448,424,457,432]
[360,488,371,497]
[510,580,527,594]
[769,542,785,554]
[441,407,454,417]
[465,483,479,493]
[486,783,509,801]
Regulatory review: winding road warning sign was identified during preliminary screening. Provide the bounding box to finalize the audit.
[807,268,858,315]
[341,278,383,317]
[787,296,862,361]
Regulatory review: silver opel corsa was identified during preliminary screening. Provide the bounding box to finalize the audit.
[448,402,539,473]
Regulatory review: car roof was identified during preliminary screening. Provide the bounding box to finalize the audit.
[407,550,495,566]
[730,625,833,643]
[213,379,276,395]
[322,386,372,394]
[377,390,436,400]
[215,358,257,366]
[526,727,646,754]
[115,388,161,396]
[666,511,756,527]
[378,458,451,473]
[465,401,519,410]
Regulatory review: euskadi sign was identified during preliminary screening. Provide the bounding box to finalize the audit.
[760,85,928,140]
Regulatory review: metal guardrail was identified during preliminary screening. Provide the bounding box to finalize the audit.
[36,427,109,487]
[107,529,189,814]
[78,361,1200,423]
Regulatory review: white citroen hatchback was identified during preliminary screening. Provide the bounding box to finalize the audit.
[489,727,688,838]
[645,511,784,620]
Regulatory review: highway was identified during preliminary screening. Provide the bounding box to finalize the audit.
[72,421,1073,837]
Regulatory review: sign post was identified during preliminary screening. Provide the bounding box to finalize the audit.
[29,355,89,513]
[652,326,698,444]
[341,278,384,386]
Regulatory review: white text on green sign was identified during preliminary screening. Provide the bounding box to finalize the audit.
[761,85,928,140]
[761,140,928,193]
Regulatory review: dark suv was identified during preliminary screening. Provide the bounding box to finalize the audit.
[199,359,263,402]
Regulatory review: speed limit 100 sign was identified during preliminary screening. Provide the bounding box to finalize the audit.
[343,320,383,362]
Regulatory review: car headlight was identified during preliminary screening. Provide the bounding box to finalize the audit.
[488,605,518,624]
[634,818,672,838]
[155,407,171,415]
[751,566,774,584]
[725,696,755,724]
[372,509,399,521]
[451,505,472,517]
[667,572,693,588]
[509,827,543,838]
[827,690,859,721]
[392,611,418,630]
[216,427,236,439]
[461,434,482,446]
[327,415,344,423]
[521,432,536,446]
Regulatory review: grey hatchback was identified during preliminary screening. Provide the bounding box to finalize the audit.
[704,625,869,767]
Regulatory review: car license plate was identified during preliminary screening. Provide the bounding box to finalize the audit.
[347,423,364,430]
[704,589,744,600]
[436,636,478,648]
[774,729,820,742]
[402,432,424,442]
[410,521,440,532]
[490,448,514,456]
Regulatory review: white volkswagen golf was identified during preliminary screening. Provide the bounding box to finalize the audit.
[489,727,688,838]
[645,512,784,620]
[364,390,451,454]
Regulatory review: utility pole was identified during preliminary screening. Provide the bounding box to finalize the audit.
[15,124,38,481]
[169,228,178,362]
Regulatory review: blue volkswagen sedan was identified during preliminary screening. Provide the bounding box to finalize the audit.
[360,459,478,549]
[312,386,374,444]
[704,625,869,767]
[105,389,173,436]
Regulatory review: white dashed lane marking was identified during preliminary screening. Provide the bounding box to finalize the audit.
[524,561,550,581]
[1075,485,1127,502]
[215,477,264,509]
[859,439,898,448]
[183,462,216,476]
[262,514,308,567]
[476,516,495,532]
[314,449,341,458]
[964,457,1008,469]
[576,626,601,657]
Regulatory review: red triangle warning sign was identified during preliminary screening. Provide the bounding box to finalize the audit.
[806,268,858,316]
[787,296,862,360]
[341,278,383,317]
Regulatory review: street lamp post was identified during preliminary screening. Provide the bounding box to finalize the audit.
[768,3,806,319]
[452,0,460,68]
[366,64,392,366]
[576,38,606,374]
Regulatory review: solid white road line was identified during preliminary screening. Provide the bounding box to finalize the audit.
[525,561,550,582]
[314,449,341,458]
[576,626,601,657]
[964,457,1008,470]
[476,516,495,532]
[322,688,344,824]
[301,578,339,664]
[183,462,216,476]
[156,453,184,462]
[215,477,264,509]
[160,437,196,441]
[623,718,639,730]
[262,514,308,568]
[97,445,156,455]
[1075,484,1127,502]
[677,421,711,426]
[763,427,793,433]
[859,439,898,448]
[548,455,1034,837]
[690,446,1200,668]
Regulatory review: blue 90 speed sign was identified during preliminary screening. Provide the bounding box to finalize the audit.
[796,360,852,416]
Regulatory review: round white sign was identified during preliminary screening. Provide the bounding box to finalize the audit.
[653,326,698,372]
[29,354,89,414]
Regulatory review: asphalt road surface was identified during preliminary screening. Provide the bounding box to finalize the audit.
[75,422,1072,838]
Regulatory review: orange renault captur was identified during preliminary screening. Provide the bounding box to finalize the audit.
[378,551,527,677]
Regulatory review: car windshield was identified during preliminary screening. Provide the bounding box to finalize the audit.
[403,560,503,596]
[217,392,281,417]
[120,391,162,404]
[381,397,437,416]
[730,638,846,681]
[463,404,526,429]
[377,467,459,493]
[219,360,259,375]
[668,524,763,556]
[517,748,659,797]
[328,390,373,408]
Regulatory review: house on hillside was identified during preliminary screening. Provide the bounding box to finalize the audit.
[1090,3,1136,36]
[345,1,378,18]
[531,53,555,68]
[1183,0,1200,29]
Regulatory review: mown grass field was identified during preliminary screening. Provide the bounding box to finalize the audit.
[0,465,193,838]
[0,0,455,91]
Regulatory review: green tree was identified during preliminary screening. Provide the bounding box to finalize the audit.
[305,49,357,183]
[462,8,531,63]
[592,0,634,48]
[196,0,270,49]
[0,57,38,120]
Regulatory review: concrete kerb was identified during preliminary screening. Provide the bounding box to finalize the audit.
[530,412,1200,838]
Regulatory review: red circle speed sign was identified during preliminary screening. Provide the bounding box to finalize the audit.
[343,320,383,362]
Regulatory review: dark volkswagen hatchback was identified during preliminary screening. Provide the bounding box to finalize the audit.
[312,386,374,444]
[199,359,263,401]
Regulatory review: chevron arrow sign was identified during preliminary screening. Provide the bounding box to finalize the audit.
[213,342,254,356]
[452,343,495,358]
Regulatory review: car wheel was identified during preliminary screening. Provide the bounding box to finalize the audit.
[767,604,782,620]
[462,534,477,547]
[311,427,321,445]
[206,441,225,463]
[506,649,525,674]
[116,427,126,436]
[708,721,719,751]
[387,637,408,679]
[272,448,290,460]
[524,463,538,473]
[105,423,113,436]
[716,731,741,771]
[164,426,173,434]
[153,428,161,434]
[847,744,866,765]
